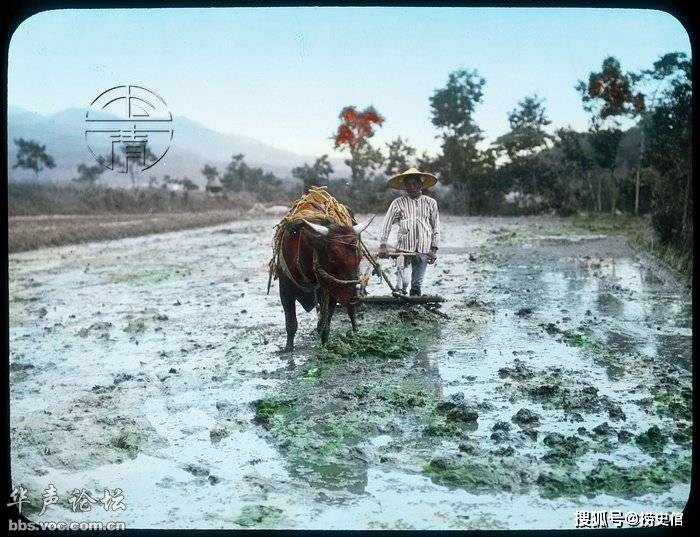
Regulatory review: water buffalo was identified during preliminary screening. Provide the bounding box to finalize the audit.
[276,217,372,352]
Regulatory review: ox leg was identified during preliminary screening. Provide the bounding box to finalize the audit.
[319,289,337,344]
[279,276,297,352]
[347,303,358,332]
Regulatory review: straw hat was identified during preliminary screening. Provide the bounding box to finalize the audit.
[386,167,438,190]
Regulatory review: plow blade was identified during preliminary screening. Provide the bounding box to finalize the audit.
[359,294,445,305]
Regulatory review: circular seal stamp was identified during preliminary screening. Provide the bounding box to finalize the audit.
[84,85,174,173]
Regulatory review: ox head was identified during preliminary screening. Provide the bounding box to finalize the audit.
[302,216,374,304]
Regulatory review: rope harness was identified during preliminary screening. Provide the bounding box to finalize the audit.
[312,243,362,288]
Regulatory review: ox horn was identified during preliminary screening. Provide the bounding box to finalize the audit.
[302,219,330,236]
[353,215,375,235]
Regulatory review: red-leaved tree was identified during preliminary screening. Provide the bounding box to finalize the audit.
[333,105,385,183]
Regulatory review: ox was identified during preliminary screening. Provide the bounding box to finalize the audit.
[276,217,373,352]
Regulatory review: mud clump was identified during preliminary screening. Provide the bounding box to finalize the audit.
[635,425,667,454]
[108,429,143,456]
[113,373,134,385]
[123,319,147,334]
[435,393,479,423]
[542,433,588,465]
[423,456,531,493]
[378,378,436,410]
[492,421,511,432]
[507,367,627,421]
[423,393,479,437]
[617,429,634,443]
[493,446,516,457]
[77,321,113,338]
[209,428,230,444]
[540,323,561,335]
[652,385,692,421]
[537,455,690,499]
[183,463,209,477]
[498,359,535,381]
[490,421,512,443]
[672,423,692,445]
[592,422,615,436]
[512,408,540,427]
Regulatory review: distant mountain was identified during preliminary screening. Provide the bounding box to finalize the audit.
[7,105,349,187]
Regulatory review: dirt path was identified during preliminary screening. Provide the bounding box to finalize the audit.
[9,216,692,529]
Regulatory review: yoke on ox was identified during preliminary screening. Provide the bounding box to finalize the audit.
[268,188,373,352]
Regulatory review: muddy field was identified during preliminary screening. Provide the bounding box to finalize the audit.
[8,210,246,253]
[9,215,692,529]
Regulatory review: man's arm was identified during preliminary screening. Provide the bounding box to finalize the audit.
[378,199,398,258]
[427,199,440,263]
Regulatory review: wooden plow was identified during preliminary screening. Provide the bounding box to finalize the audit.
[357,240,448,318]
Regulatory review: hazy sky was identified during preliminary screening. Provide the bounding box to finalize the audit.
[8,7,691,159]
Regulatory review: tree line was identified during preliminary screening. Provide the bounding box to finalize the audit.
[283,51,692,261]
[12,51,691,261]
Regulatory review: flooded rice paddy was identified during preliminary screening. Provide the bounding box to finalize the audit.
[9,215,692,529]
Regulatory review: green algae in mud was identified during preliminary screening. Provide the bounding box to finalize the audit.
[422,457,527,493]
[653,386,692,421]
[673,422,692,445]
[273,413,374,489]
[253,397,297,427]
[377,378,437,409]
[302,367,321,379]
[422,414,464,437]
[109,266,192,286]
[255,307,444,490]
[537,455,691,499]
[233,505,283,528]
[109,429,143,455]
[316,308,439,361]
[564,331,600,349]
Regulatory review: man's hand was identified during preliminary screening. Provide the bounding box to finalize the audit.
[427,248,438,264]
[378,244,389,259]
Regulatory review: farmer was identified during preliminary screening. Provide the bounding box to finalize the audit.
[378,168,441,296]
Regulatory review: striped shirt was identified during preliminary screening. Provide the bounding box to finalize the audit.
[379,194,441,254]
